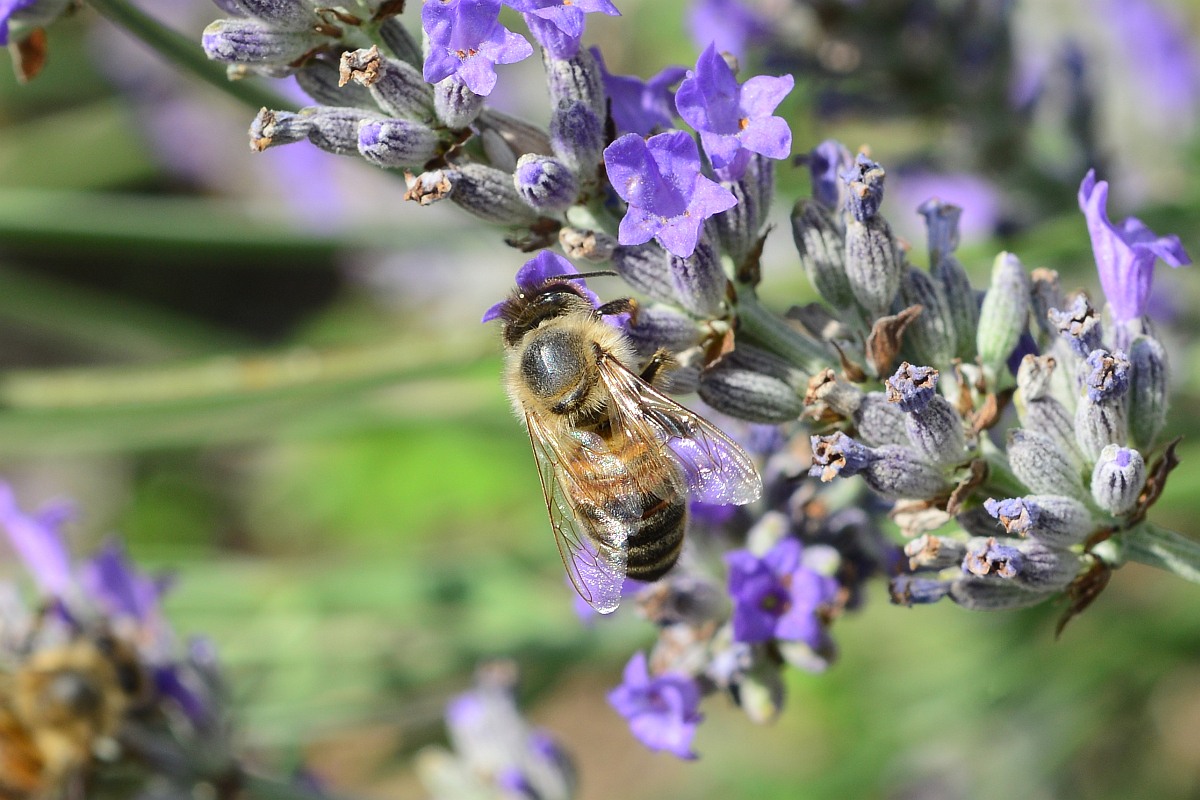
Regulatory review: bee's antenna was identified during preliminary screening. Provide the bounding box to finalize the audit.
[544,270,619,281]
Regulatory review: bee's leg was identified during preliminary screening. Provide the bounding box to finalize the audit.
[596,297,639,326]
[640,347,677,388]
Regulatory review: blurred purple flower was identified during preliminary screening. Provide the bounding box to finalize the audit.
[80,540,165,624]
[724,537,837,648]
[886,171,1003,245]
[604,130,737,258]
[675,43,793,182]
[423,0,533,97]
[607,651,703,759]
[1103,0,1200,123]
[482,250,601,322]
[686,0,770,61]
[0,482,74,596]
[591,47,687,136]
[508,0,619,59]
[1078,169,1190,323]
[0,0,39,45]
[805,139,853,209]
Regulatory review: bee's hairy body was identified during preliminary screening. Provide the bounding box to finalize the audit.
[502,285,687,582]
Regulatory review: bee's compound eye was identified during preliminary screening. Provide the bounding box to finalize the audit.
[521,329,586,400]
[45,671,103,716]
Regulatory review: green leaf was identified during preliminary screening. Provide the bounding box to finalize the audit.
[1123,523,1200,584]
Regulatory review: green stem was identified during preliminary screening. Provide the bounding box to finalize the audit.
[86,0,298,112]
[1122,523,1200,584]
[734,284,830,374]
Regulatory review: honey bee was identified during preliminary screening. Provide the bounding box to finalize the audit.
[493,271,762,613]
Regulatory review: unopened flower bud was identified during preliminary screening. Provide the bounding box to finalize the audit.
[1015,354,1055,401]
[376,16,421,68]
[949,577,1055,610]
[844,215,901,318]
[1090,445,1145,516]
[889,575,952,606]
[809,432,875,481]
[931,253,978,361]
[1075,349,1130,462]
[904,395,967,468]
[896,266,956,368]
[559,227,617,262]
[202,18,321,65]
[963,537,1078,591]
[904,534,967,571]
[434,76,485,128]
[841,153,885,221]
[234,0,315,28]
[852,392,909,447]
[448,164,539,225]
[295,59,376,108]
[976,252,1031,374]
[611,243,676,304]
[668,234,726,317]
[1048,294,1103,359]
[700,349,805,424]
[543,48,605,120]
[956,505,1006,537]
[963,537,1023,579]
[1029,268,1065,340]
[357,119,440,168]
[714,169,768,267]
[513,155,579,213]
[862,445,953,500]
[806,139,852,210]
[550,99,604,177]
[916,198,961,260]
[984,495,1094,547]
[249,107,310,151]
[1007,429,1087,501]
[1127,335,1169,450]
[804,369,863,417]
[885,362,938,413]
[1020,397,1084,468]
[791,199,853,309]
[340,47,435,121]
[625,305,702,357]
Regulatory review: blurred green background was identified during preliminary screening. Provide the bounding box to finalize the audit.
[2,0,1200,798]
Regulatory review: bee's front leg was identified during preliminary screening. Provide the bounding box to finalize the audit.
[596,297,639,326]
[640,348,677,388]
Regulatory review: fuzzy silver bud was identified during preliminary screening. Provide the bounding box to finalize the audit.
[1029,268,1066,342]
[930,253,978,361]
[791,198,853,309]
[902,395,968,467]
[625,304,702,357]
[611,243,676,304]
[668,234,726,317]
[976,252,1031,374]
[948,577,1056,610]
[202,18,321,65]
[447,164,539,225]
[1007,429,1087,501]
[844,215,901,318]
[549,99,604,178]
[699,347,805,424]
[1090,445,1146,516]
[232,0,315,28]
[1021,397,1084,468]
[340,47,435,122]
[1075,349,1130,463]
[357,119,440,168]
[376,17,422,68]
[1127,335,1169,450]
[543,48,606,120]
[984,495,1095,547]
[890,575,952,606]
[714,167,768,267]
[434,76,485,128]
[861,445,953,500]
[852,392,910,447]
[513,154,579,213]
[896,266,956,368]
[295,60,376,108]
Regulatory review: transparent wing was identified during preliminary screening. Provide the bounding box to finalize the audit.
[596,354,764,506]
[525,412,631,614]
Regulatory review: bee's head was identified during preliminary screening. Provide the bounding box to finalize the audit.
[497,277,600,347]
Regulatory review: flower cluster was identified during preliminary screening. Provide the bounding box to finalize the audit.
[414,661,576,800]
[0,483,236,799]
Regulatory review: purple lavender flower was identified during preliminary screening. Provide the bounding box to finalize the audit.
[675,43,794,182]
[0,0,40,45]
[423,0,534,97]
[604,130,737,258]
[805,139,852,209]
[507,0,619,59]
[591,47,687,136]
[607,651,703,759]
[724,538,838,648]
[80,540,166,624]
[0,482,74,596]
[1078,169,1190,324]
[686,0,770,61]
[481,250,602,322]
[1102,0,1200,124]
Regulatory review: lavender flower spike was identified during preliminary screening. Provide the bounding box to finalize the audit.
[0,482,74,596]
[675,44,794,182]
[604,130,737,258]
[423,0,534,97]
[725,538,838,648]
[592,48,687,136]
[607,651,704,759]
[1078,169,1190,324]
[508,0,619,59]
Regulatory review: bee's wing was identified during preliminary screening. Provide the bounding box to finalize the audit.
[596,354,764,506]
[525,411,631,614]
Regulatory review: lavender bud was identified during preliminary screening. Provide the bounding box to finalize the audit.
[841,153,885,221]
[1048,295,1103,359]
[357,119,440,168]
[1007,429,1087,501]
[905,534,967,571]
[232,0,314,28]
[1075,349,1130,462]
[904,395,968,468]
[299,106,381,156]
[481,129,518,173]
[963,537,1024,578]
[625,304,702,358]
[931,253,978,361]
[376,17,422,68]
[949,577,1055,610]
[714,170,767,267]
[611,243,676,304]
[340,47,434,121]
[984,495,1094,547]
[896,266,956,368]
[1030,268,1066,342]
[1127,335,1169,450]
[295,60,376,108]
[1022,397,1085,468]
[805,369,863,417]
[1015,354,1056,401]
[890,575,952,606]
[668,234,726,317]
[844,215,902,319]
[478,108,554,160]
[852,392,910,447]
[916,198,961,260]
[964,537,1078,591]
[434,76,485,128]
[513,155,579,213]
[700,350,805,424]
[745,155,776,224]
[956,505,1007,537]
[862,445,953,500]
[976,252,1031,374]
[1090,445,1146,516]
[202,18,320,65]
[249,107,310,151]
[791,199,853,309]
[885,362,938,413]
[809,432,875,482]
[806,139,852,210]
[448,164,539,226]
[543,48,606,120]
[550,99,603,177]
[559,227,617,262]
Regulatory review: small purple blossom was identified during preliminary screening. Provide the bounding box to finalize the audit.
[675,44,794,182]
[507,0,619,59]
[0,0,39,46]
[607,651,703,759]
[805,139,852,209]
[724,538,838,648]
[423,0,534,97]
[481,251,601,323]
[1078,169,1190,324]
[686,0,770,61]
[80,540,166,624]
[1103,0,1200,124]
[591,47,687,136]
[604,130,737,258]
[0,482,74,596]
